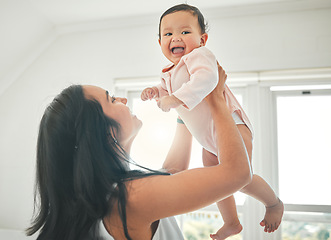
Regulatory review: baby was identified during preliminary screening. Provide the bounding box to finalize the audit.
[141,4,284,239]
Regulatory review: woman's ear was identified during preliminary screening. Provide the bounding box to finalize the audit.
[158,38,161,46]
[200,33,208,46]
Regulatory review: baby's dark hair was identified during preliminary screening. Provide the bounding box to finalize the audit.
[158,4,208,39]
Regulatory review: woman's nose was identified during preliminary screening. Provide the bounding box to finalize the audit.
[116,97,127,105]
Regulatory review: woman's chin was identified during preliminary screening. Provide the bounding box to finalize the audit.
[138,123,143,133]
[135,118,143,132]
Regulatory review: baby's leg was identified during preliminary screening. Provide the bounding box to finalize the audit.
[211,196,243,240]
[237,124,284,233]
[203,149,242,240]
[241,175,284,232]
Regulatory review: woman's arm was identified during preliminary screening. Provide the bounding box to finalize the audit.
[128,65,252,224]
[162,119,192,174]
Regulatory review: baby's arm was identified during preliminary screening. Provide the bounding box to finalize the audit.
[157,95,183,112]
[141,76,171,102]
[173,47,218,110]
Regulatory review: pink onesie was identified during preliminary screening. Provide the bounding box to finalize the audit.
[158,46,253,156]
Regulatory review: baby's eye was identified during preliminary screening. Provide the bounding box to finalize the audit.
[182,31,190,35]
[164,33,172,36]
[111,95,116,103]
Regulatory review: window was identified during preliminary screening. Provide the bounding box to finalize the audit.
[128,91,177,170]
[177,210,243,240]
[276,90,331,205]
[114,68,331,240]
[273,88,331,239]
[128,88,247,205]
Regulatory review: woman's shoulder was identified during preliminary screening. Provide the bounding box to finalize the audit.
[126,175,163,204]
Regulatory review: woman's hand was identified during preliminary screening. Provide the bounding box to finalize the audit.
[205,63,227,106]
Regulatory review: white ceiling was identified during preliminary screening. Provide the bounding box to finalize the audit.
[29,0,295,25]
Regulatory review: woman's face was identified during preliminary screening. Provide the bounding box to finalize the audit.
[83,85,142,147]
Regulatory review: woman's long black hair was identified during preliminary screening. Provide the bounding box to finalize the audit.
[26,85,168,240]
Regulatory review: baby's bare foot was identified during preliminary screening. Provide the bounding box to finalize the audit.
[260,198,284,233]
[210,221,243,240]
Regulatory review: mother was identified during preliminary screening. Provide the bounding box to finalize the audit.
[26,66,252,240]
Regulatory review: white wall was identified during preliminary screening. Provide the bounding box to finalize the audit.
[0,5,330,236]
[206,8,331,71]
[0,0,55,96]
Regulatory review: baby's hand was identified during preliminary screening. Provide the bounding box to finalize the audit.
[157,95,183,112]
[141,87,159,101]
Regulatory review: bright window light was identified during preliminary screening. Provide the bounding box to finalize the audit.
[129,91,247,205]
[271,85,331,91]
[130,98,177,170]
[277,94,331,205]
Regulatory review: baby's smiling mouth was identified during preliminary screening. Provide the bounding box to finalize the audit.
[171,47,184,54]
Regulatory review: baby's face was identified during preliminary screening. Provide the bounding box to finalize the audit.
[159,11,207,65]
